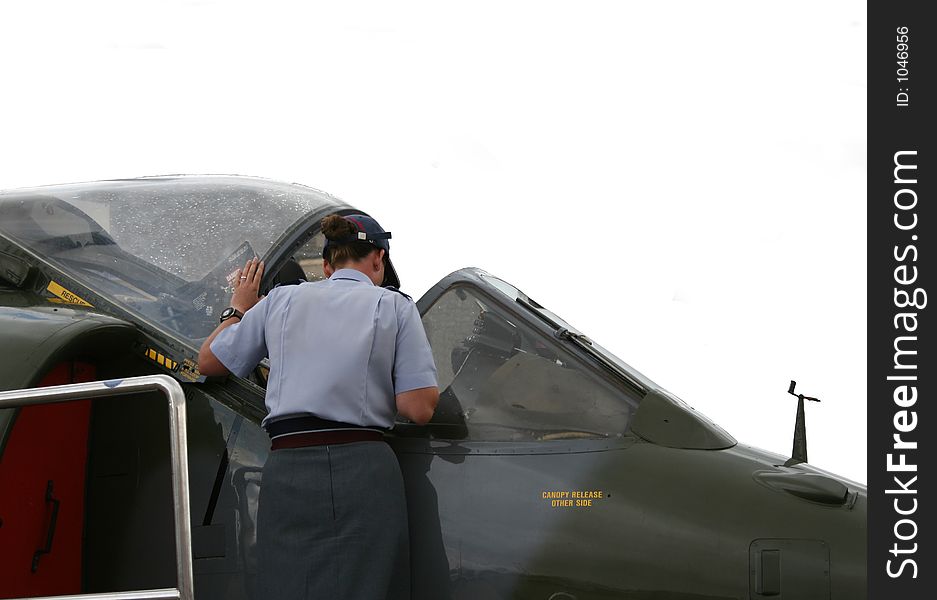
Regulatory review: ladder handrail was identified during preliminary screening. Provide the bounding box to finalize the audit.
[0,375,194,600]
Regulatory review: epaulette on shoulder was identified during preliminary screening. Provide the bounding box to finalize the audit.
[385,286,413,301]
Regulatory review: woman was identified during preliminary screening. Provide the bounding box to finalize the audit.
[198,213,439,599]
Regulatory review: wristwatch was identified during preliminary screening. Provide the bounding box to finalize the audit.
[219,307,244,323]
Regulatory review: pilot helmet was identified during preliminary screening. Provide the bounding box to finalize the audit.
[322,214,401,289]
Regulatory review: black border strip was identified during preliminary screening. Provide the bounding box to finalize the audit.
[869,3,933,597]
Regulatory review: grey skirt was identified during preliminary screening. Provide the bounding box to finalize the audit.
[256,441,409,600]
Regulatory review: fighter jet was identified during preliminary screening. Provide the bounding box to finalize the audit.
[0,176,865,600]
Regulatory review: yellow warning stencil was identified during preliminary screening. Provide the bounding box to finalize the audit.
[178,358,201,382]
[541,490,605,508]
[47,281,93,307]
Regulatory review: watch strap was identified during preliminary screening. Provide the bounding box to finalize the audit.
[220,308,244,323]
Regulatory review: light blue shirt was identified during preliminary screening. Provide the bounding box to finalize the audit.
[210,269,437,428]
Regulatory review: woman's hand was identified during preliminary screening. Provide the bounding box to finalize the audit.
[232,257,265,313]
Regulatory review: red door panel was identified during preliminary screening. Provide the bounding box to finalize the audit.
[0,362,95,598]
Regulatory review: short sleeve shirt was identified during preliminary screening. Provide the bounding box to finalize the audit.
[210,269,437,428]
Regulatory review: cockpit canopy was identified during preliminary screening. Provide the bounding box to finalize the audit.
[0,176,347,344]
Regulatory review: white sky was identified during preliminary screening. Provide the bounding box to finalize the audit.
[1,1,867,483]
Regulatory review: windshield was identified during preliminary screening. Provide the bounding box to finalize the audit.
[0,176,344,344]
[420,283,640,440]
[478,272,658,392]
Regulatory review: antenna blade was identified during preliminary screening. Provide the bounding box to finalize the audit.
[791,396,808,464]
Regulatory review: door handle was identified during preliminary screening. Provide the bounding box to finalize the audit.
[32,480,60,573]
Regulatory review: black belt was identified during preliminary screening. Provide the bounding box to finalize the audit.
[271,429,384,450]
[266,415,385,450]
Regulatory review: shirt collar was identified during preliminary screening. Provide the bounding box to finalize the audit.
[329,268,375,286]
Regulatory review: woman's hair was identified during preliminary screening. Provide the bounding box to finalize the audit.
[321,214,379,266]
